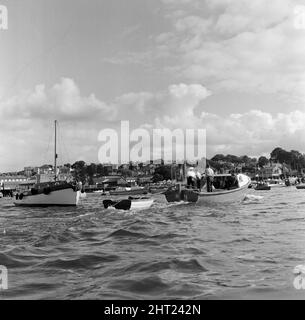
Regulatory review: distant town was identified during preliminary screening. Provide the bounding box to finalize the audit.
[1,147,305,196]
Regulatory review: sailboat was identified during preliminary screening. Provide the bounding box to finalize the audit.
[14,121,81,207]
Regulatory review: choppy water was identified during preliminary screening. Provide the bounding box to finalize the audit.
[1,187,305,300]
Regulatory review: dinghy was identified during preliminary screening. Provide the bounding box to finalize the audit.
[103,197,154,211]
[296,185,305,190]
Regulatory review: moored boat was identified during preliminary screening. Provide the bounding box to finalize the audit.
[13,121,80,207]
[296,184,305,190]
[103,197,154,210]
[267,179,285,188]
[109,186,148,196]
[14,181,81,207]
[149,186,169,194]
[255,182,271,191]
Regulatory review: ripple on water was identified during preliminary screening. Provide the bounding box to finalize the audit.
[1,188,305,299]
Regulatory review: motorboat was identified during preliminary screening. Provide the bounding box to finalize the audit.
[103,197,154,211]
[164,174,251,204]
[196,174,251,204]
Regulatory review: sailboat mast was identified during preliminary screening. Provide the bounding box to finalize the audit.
[54,120,57,181]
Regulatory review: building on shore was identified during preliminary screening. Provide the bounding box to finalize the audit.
[0,175,30,196]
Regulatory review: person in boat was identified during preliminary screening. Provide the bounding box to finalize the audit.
[186,167,196,188]
[205,164,214,192]
[195,169,202,190]
[225,171,239,190]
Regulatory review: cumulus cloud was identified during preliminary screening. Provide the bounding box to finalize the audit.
[157,0,305,104]
[0,78,115,122]
[2,77,305,170]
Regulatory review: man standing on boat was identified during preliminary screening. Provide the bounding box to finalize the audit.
[195,169,202,190]
[205,164,214,192]
[186,167,196,188]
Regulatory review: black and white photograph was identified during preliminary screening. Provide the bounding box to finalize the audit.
[1,0,305,303]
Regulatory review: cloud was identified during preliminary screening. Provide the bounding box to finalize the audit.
[156,0,305,105]
[2,77,305,170]
[0,78,115,122]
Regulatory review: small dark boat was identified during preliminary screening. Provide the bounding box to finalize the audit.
[164,185,198,203]
[296,185,305,190]
[255,183,271,191]
[103,197,154,210]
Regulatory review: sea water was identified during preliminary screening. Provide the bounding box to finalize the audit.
[1,187,305,299]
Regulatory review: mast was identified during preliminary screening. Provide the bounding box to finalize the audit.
[54,120,58,181]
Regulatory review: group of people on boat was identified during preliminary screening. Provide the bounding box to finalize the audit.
[186,164,239,192]
[186,164,215,192]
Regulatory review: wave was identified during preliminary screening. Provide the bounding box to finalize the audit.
[107,229,147,239]
[108,275,170,295]
[40,253,119,269]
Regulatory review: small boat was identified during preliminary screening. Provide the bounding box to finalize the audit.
[103,197,154,211]
[196,174,251,204]
[149,186,169,194]
[296,185,305,190]
[109,186,148,196]
[267,179,285,188]
[14,121,80,207]
[255,183,271,191]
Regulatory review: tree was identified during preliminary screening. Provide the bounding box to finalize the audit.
[72,161,87,183]
[154,165,172,180]
[270,147,290,164]
[258,156,269,168]
[153,173,164,183]
[86,163,97,185]
[211,154,226,162]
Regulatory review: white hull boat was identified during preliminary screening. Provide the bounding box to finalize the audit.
[197,174,251,204]
[14,121,81,207]
[14,187,80,207]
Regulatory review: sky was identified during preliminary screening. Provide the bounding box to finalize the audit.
[1,0,305,171]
